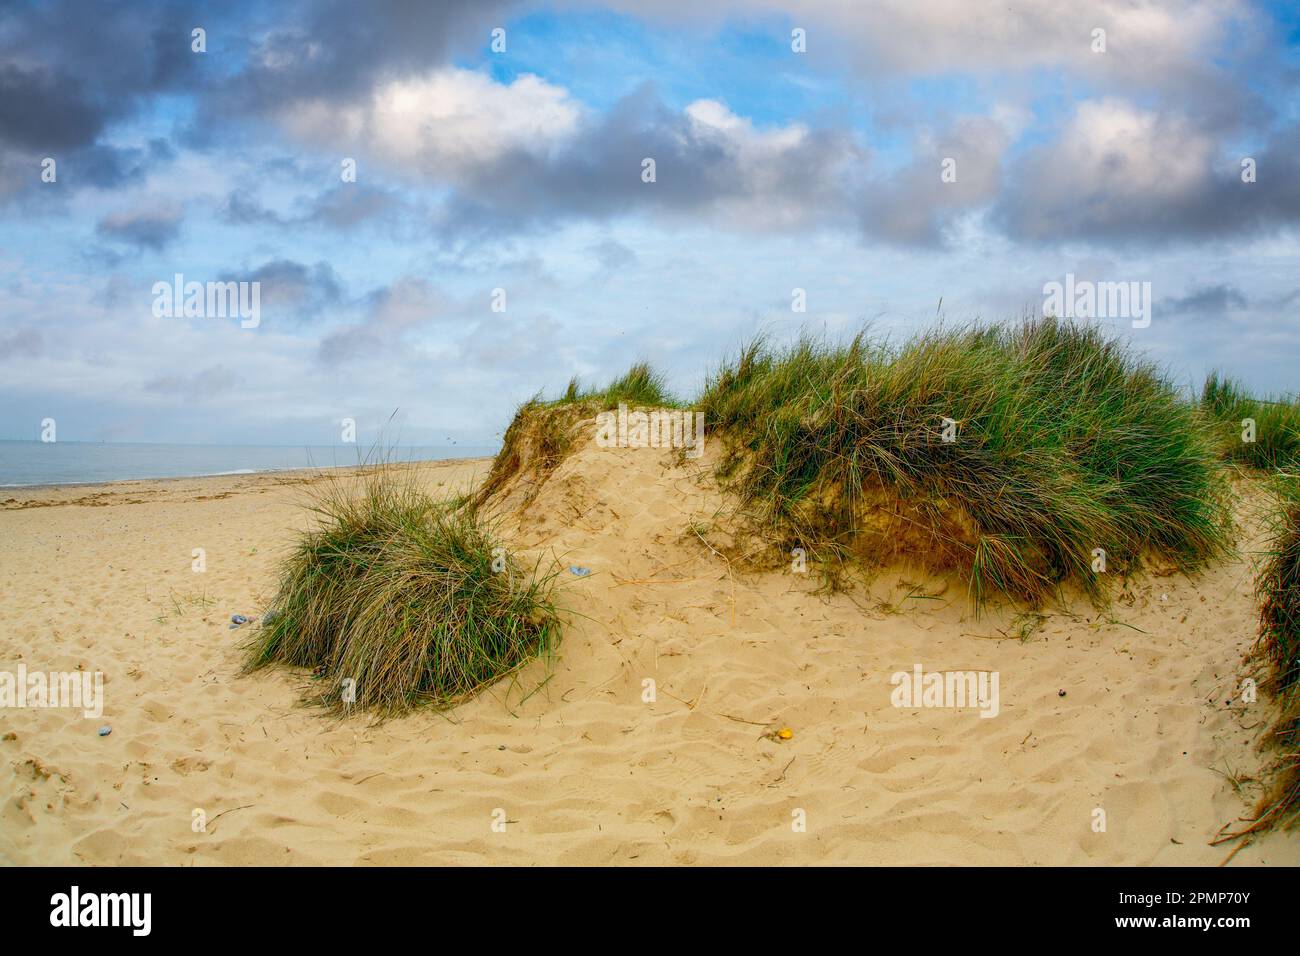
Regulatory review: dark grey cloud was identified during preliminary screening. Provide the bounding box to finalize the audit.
[223,183,398,230]
[96,204,184,250]
[1,0,204,103]
[63,142,163,188]
[223,190,280,226]
[0,139,164,210]
[1163,284,1248,317]
[0,0,208,201]
[308,184,397,229]
[995,105,1300,245]
[0,64,113,152]
[231,259,343,324]
[246,258,341,296]
[411,90,1018,248]
[208,0,517,117]
[429,85,864,242]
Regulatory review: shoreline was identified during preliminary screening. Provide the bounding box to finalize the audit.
[0,456,497,497]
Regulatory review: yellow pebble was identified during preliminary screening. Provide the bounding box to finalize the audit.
[777,727,793,740]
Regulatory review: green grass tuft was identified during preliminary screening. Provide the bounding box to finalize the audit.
[1200,372,1300,469]
[699,317,1231,604]
[1251,473,1300,831]
[477,361,680,505]
[540,361,678,410]
[245,465,562,714]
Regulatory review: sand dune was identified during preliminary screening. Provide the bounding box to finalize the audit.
[2,445,1297,865]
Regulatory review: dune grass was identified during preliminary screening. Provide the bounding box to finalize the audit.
[486,318,1231,605]
[246,465,561,714]
[1249,474,1300,831]
[1199,377,1300,832]
[1200,372,1300,469]
[554,361,677,409]
[698,317,1230,604]
[477,361,681,505]
[476,399,581,505]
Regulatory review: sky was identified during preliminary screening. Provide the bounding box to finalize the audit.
[1,0,1299,447]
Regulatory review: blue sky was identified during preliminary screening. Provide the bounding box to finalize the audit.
[2,0,1299,446]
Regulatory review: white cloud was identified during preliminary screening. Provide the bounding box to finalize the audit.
[680,98,861,230]
[999,98,1221,239]
[1060,99,1215,198]
[281,68,582,180]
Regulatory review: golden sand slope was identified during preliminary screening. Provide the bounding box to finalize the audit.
[1,448,1298,866]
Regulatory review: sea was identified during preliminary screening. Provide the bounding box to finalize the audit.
[0,441,498,488]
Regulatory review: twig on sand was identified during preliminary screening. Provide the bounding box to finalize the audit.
[1216,837,1251,866]
[207,804,255,832]
[718,712,770,727]
[663,681,707,711]
[767,756,796,787]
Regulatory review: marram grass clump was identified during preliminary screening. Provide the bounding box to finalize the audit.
[475,398,583,506]
[477,320,1231,608]
[1200,372,1300,470]
[476,360,680,507]
[557,361,677,409]
[246,466,561,714]
[1250,474,1300,831]
[1199,377,1300,831]
[699,317,1231,605]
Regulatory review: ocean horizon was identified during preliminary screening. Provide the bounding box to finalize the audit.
[0,440,498,488]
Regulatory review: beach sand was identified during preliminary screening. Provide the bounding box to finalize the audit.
[2,446,1298,866]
